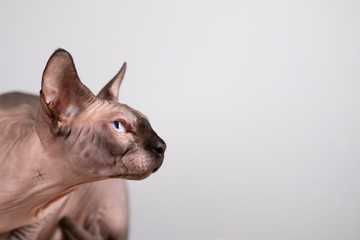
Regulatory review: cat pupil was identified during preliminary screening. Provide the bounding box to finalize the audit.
[114,121,119,129]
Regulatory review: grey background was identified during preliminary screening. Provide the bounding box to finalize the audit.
[1,1,360,239]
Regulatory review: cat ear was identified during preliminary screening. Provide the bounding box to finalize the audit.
[97,62,126,102]
[40,49,94,120]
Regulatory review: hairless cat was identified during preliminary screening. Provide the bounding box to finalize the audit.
[0,49,166,240]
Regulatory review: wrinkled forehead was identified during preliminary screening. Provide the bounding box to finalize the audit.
[77,99,148,125]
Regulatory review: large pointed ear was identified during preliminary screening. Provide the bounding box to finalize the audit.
[97,62,126,102]
[40,49,94,121]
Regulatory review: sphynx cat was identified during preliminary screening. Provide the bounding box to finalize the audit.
[0,49,166,240]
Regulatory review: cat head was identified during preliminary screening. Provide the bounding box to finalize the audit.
[36,49,166,180]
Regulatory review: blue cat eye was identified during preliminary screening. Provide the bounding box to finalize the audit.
[112,120,126,133]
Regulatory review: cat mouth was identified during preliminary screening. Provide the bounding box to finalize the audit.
[152,158,164,173]
[152,166,160,173]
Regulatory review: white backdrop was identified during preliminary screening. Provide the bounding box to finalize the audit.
[1,1,360,239]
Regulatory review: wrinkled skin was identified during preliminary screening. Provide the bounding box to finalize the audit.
[0,49,166,240]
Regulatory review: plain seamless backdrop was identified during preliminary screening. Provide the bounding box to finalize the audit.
[1,1,360,240]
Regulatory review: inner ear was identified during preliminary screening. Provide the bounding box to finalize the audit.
[41,49,94,119]
[97,62,126,102]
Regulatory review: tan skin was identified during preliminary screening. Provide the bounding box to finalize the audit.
[0,49,166,240]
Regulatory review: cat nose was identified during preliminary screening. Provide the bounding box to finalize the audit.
[152,138,166,155]
[149,137,166,173]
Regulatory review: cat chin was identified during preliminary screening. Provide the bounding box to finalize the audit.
[109,171,153,180]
